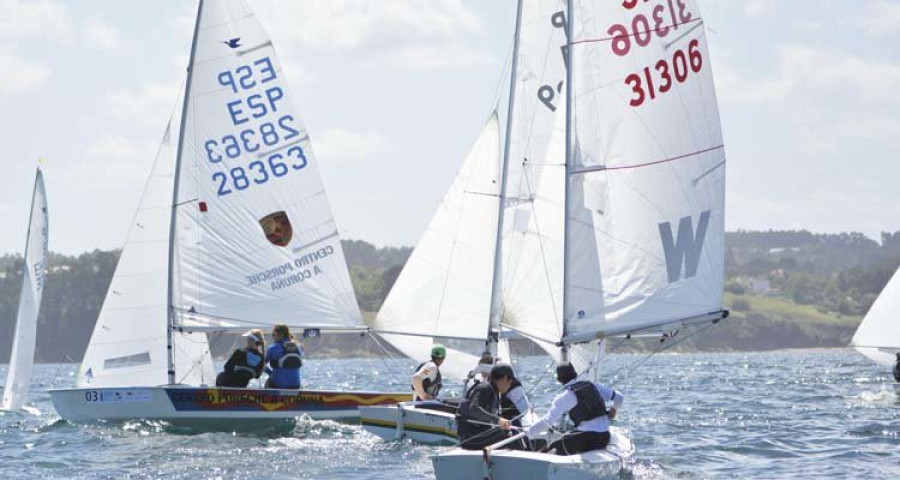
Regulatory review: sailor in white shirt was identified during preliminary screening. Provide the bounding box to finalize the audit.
[526,362,624,455]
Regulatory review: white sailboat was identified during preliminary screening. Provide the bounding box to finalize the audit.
[1,168,49,413]
[49,0,409,426]
[851,267,900,377]
[360,112,504,444]
[433,0,728,477]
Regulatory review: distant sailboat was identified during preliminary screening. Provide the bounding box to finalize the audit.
[851,267,900,380]
[2,168,49,413]
[49,0,408,426]
[434,0,728,476]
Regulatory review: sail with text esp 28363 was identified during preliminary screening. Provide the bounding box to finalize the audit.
[51,0,408,426]
[2,169,48,412]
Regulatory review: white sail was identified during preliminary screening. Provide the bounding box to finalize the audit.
[78,123,215,388]
[851,267,900,366]
[172,0,361,331]
[2,169,48,411]
[375,114,502,379]
[562,0,726,341]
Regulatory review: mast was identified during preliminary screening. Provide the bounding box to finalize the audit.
[488,0,524,349]
[561,0,574,352]
[166,0,204,385]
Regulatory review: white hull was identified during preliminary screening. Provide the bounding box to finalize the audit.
[50,386,410,427]
[854,347,899,368]
[431,427,633,480]
[360,401,458,444]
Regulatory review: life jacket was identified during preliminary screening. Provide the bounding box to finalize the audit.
[412,361,442,398]
[566,381,607,427]
[270,341,303,369]
[499,378,523,421]
[232,348,263,376]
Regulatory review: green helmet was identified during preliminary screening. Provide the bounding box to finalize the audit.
[431,344,447,359]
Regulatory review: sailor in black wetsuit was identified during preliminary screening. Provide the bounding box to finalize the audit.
[456,365,516,450]
[216,329,265,388]
[527,363,624,455]
[893,353,900,382]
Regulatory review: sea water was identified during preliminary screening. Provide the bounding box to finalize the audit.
[0,350,897,479]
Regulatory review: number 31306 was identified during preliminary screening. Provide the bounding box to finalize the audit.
[625,39,702,108]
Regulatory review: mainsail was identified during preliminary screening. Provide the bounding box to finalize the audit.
[374,114,502,380]
[504,0,726,357]
[2,169,48,410]
[851,267,900,366]
[172,0,361,332]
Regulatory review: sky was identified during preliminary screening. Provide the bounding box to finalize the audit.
[0,0,898,255]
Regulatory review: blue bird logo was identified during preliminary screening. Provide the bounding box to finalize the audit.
[223,37,241,49]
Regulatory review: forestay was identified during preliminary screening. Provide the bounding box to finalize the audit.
[563,0,726,341]
[851,267,900,366]
[2,169,48,410]
[172,0,361,331]
[78,124,215,388]
[375,114,502,380]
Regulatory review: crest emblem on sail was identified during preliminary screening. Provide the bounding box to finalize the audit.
[259,211,293,247]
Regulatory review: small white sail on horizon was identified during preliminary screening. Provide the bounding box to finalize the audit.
[851,267,900,367]
[2,168,49,412]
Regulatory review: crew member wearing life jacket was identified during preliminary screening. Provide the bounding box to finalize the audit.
[463,351,494,394]
[499,369,531,427]
[893,353,900,382]
[264,324,303,389]
[526,362,624,455]
[456,364,515,450]
[216,329,266,388]
[411,344,446,401]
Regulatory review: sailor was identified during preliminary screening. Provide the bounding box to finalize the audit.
[264,324,304,389]
[893,352,900,382]
[456,364,515,450]
[499,366,531,427]
[411,344,446,401]
[526,362,624,455]
[216,329,266,388]
[463,351,494,394]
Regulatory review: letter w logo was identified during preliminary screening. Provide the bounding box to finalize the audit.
[658,211,711,283]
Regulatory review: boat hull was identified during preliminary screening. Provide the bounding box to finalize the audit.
[431,427,633,480]
[360,401,458,444]
[50,386,411,426]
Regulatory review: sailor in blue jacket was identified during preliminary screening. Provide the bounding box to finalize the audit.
[264,324,304,389]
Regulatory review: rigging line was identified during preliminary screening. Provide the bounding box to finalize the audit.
[570,145,725,174]
[488,35,516,118]
[365,332,408,386]
[570,18,702,46]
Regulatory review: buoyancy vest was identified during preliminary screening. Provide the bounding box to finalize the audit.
[455,382,499,440]
[270,341,303,369]
[499,378,523,420]
[413,361,442,398]
[232,348,263,376]
[566,381,607,427]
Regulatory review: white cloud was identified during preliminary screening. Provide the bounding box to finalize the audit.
[107,82,180,128]
[852,0,900,35]
[313,128,393,163]
[0,0,71,41]
[384,42,493,72]
[83,16,121,51]
[67,136,156,191]
[249,0,482,51]
[743,0,776,19]
[717,46,900,106]
[0,50,49,94]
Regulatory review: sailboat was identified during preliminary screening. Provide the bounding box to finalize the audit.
[851,267,900,380]
[1,168,49,414]
[433,0,728,477]
[49,0,409,426]
[359,112,504,444]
